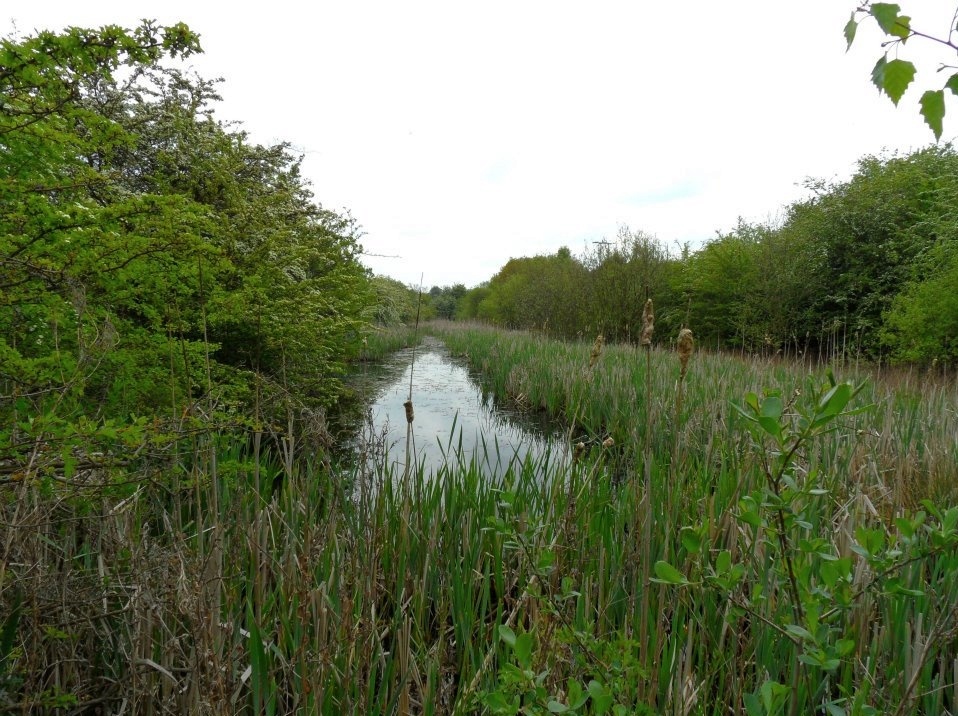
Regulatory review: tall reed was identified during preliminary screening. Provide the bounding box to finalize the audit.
[3,322,957,714]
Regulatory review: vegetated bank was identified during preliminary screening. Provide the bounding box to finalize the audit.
[8,305,957,713]
[3,19,958,715]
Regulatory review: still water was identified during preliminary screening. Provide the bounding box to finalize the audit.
[346,337,565,478]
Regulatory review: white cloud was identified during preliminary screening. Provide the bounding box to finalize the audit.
[7,1,953,288]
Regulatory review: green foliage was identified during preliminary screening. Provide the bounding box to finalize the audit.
[681,220,762,348]
[457,283,492,320]
[368,276,420,326]
[474,231,675,343]
[846,3,958,140]
[467,144,958,364]
[664,146,958,361]
[427,283,467,320]
[870,56,916,107]
[658,376,958,713]
[883,240,958,362]
[0,22,373,458]
[477,248,589,335]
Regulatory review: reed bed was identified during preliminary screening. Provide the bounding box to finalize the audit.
[357,325,425,361]
[2,323,956,714]
[433,323,958,506]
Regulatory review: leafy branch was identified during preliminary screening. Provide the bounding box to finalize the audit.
[846,2,958,139]
[845,2,958,140]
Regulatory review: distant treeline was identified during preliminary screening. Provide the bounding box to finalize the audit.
[409,146,958,365]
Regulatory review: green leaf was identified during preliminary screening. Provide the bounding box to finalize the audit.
[946,73,958,96]
[870,3,902,34]
[483,691,519,714]
[882,58,917,106]
[784,624,814,641]
[817,382,852,418]
[888,14,911,40]
[871,55,888,94]
[652,560,688,585]
[844,13,858,50]
[536,549,556,573]
[757,415,783,441]
[547,700,570,713]
[715,549,732,576]
[744,693,763,716]
[588,680,614,715]
[567,679,588,709]
[835,638,856,657]
[920,89,945,141]
[514,632,534,669]
[760,395,783,420]
[730,401,757,423]
[760,680,790,712]
[825,703,847,716]
[62,450,77,480]
[737,496,762,528]
[680,526,703,554]
[498,624,517,647]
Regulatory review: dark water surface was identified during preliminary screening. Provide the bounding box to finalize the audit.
[345,337,565,478]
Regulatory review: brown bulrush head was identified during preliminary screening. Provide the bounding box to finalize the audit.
[573,441,586,462]
[677,328,694,379]
[589,333,605,370]
[403,400,414,424]
[640,299,654,346]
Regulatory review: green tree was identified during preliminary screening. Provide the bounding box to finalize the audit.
[1,22,373,451]
[786,146,958,357]
[370,276,420,326]
[428,284,467,320]
[456,284,491,321]
[477,250,588,337]
[682,224,761,349]
[1,23,206,419]
[582,227,676,343]
[883,237,958,363]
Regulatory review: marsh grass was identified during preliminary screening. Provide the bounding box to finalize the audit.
[358,325,424,361]
[1,323,957,714]
[432,323,958,506]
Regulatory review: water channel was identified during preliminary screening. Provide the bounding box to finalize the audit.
[343,337,567,479]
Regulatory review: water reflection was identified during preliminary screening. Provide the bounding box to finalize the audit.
[346,337,565,478]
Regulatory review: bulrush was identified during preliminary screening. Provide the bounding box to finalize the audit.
[589,333,605,370]
[677,328,694,381]
[641,299,654,346]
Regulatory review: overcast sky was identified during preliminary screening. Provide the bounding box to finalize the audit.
[6,2,955,288]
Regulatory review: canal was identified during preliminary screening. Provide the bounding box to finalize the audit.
[344,336,566,479]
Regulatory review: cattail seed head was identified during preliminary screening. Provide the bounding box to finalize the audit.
[589,333,605,369]
[640,299,654,346]
[677,328,693,379]
[403,400,414,424]
[573,441,586,462]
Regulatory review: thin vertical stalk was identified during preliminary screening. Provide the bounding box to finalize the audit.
[638,297,654,679]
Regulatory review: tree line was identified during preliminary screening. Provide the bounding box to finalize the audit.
[443,145,958,365]
[4,19,954,469]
